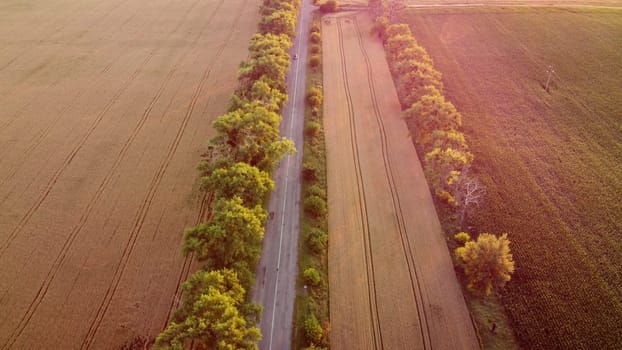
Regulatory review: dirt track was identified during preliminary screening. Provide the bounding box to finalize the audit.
[0,0,260,348]
[323,12,479,350]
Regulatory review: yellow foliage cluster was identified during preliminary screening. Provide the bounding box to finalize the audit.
[375,14,474,206]
[157,0,301,348]
[455,233,515,295]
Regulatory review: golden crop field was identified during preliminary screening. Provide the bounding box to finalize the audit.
[0,0,261,348]
[404,6,622,349]
[323,12,479,350]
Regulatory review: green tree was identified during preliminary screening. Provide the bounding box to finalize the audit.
[201,162,274,206]
[305,120,322,138]
[155,269,261,350]
[424,128,468,154]
[304,314,323,344]
[370,16,389,41]
[212,102,294,171]
[309,32,321,45]
[303,267,321,286]
[183,196,266,269]
[385,34,419,62]
[393,45,433,66]
[260,10,296,37]
[248,75,288,112]
[306,227,327,254]
[319,0,338,13]
[304,195,327,218]
[423,147,473,205]
[455,233,515,295]
[403,91,461,145]
[309,55,321,69]
[306,86,323,108]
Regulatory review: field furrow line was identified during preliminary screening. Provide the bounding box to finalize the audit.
[0,50,152,260]
[162,191,213,329]
[78,1,244,347]
[0,65,105,190]
[1,0,215,344]
[0,0,183,192]
[352,15,432,349]
[337,18,383,350]
[0,57,181,350]
[0,0,126,74]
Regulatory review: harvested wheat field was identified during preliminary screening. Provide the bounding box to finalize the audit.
[323,12,479,350]
[0,0,260,348]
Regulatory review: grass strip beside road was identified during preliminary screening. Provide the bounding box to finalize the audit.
[293,11,331,350]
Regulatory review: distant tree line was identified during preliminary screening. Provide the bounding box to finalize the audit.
[155,0,300,349]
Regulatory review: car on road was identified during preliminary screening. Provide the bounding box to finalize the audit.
[293,54,298,60]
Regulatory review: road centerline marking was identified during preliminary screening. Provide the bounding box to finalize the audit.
[267,4,306,349]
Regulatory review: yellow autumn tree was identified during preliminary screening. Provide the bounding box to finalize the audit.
[455,233,515,295]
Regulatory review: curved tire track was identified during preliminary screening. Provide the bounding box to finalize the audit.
[352,15,432,349]
[336,18,384,350]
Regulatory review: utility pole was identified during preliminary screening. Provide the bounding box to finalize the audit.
[545,65,554,92]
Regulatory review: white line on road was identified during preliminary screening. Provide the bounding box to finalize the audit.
[267,5,306,350]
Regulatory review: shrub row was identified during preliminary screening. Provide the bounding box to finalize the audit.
[296,18,330,350]
[372,15,474,208]
[155,1,300,349]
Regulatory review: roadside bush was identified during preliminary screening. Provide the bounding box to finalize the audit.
[306,184,326,199]
[307,227,328,254]
[303,161,318,181]
[309,32,321,44]
[309,55,321,69]
[304,195,327,218]
[454,231,471,244]
[305,121,322,138]
[310,22,321,34]
[455,233,515,295]
[310,44,321,54]
[304,314,323,344]
[310,107,321,119]
[303,267,321,286]
[306,86,323,108]
[319,0,338,13]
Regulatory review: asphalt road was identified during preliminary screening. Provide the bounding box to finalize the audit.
[252,1,313,349]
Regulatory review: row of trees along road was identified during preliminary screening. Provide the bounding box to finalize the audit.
[154,0,300,349]
[370,0,514,296]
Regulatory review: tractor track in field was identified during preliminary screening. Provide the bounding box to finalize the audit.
[0,0,211,258]
[336,18,383,350]
[352,15,433,349]
[161,190,212,329]
[337,15,433,349]
[0,0,121,74]
[78,0,243,347]
[0,0,191,200]
[0,51,149,260]
[0,0,230,347]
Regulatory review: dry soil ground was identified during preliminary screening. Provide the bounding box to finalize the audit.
[323,12,479,350]
[0,0,260,348]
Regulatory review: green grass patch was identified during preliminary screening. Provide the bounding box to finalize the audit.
[293,11,330,350]
[404,6,622,349]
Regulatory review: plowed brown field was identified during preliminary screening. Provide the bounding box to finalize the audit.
[0,0,260,348]
[323,12,479,350]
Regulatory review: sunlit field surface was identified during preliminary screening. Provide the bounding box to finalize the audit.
[405,6,622,349]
